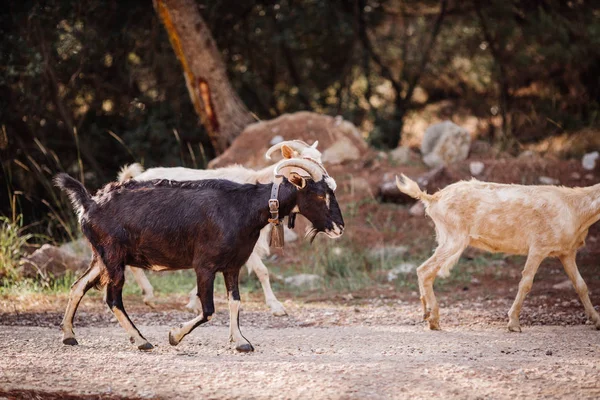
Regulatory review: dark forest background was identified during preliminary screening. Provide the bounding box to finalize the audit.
[1,0,600,240]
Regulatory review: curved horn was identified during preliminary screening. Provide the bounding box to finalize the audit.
[274,158,324,182]
[265,140,312,160]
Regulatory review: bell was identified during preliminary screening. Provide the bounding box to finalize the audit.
[269,221,285,248]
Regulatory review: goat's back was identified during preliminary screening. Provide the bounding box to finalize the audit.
[84,179,267,271]
[428,181,584,255]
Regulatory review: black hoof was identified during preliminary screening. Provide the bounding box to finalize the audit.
[63,337,78,346]
[168,331,180,346]
[138,342,154,351]
[236,343,254,353]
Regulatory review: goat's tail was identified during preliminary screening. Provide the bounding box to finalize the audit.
[395,174,435,203]
[117,163,144,182]
[53,173,94,221]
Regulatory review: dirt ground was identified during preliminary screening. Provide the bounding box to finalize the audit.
[3,151,600,399]
[1,290,600,400]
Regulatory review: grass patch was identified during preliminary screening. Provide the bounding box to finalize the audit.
[0,271,79,296]
[0,215,46,284]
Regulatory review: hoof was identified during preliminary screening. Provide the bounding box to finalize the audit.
[168,331,180,346]
[271,308,288,317]
[507,324,522,333]
[428,322,441,331]
[63,337,78,346]
[138,342,154,351]
[236,343,254,353]
[143,298,157,309]
[269,302,287,317]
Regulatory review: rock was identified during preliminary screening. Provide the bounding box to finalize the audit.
[284,274,323,290]
[585,173,595,180]
[539,176,559,185]
[389,146,411,164]
[469,161,485,176]
[409,202,425,217]
[209,112,369,168]
[19,243,90,279]
[571,172,581,180]
[59,238,91,258]
[321,136,361,165]
[421,121,471,168]
[552,280,572,290]
[270,135,284,145]
[387,263,417,281]
[582,151,599,170]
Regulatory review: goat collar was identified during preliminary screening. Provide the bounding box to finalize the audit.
[268,181,281,226]
[268,181,285,248]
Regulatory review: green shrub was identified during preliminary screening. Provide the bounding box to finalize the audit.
[0,215,34,283]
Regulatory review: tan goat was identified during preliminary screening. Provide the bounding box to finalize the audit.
[396,174,600,332]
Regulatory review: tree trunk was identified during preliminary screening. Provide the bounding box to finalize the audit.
[154,0,254,154]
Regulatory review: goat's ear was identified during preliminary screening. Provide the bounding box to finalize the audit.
[288,172,307,189]
[281,144,298,159]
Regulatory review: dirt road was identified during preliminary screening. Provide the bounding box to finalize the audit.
[1,298,599,399]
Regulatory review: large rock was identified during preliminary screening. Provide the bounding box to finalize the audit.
[421,121,471,168]
[20,241,91,280]
[209,112,369,168]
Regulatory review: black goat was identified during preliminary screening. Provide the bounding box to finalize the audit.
[55,158,344,351]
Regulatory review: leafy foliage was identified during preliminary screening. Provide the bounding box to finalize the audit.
[1,0,600,238]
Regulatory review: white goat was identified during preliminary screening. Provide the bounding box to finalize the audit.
[396,174,600,332]
[119,140,321,316]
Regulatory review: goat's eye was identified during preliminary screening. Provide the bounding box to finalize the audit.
[317,194,326,200]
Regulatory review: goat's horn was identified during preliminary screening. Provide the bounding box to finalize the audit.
[274,158,325,182]
[265,140,312,160]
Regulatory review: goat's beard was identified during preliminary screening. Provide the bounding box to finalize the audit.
[304,226,318,244]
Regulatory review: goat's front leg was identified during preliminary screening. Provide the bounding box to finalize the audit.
[61,255,102,345]
[507,252,545,332]
[559,251,600,329]
[127,266,156,308]
[224,269,254,352]
[105,266,153,350]
[169,271,215,346]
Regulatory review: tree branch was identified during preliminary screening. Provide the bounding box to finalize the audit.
[404,0,448,105]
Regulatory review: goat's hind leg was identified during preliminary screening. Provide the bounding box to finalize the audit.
[169,271,215,346]
[559,252,600,329]
[247,252,286,316]
[224,269,254,352]
[417,241,467,330]
[105,265,153,350]
[61,254,102,345]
